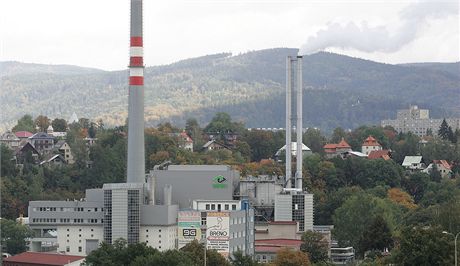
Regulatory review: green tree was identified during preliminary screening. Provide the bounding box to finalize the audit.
[12,114,35,133]
[1,219,34,255]
[181,240,231,266]
[303,128,326,154]
[392,226,454,266]
[332,192,401,253]
[230,250,259,266]
[330,127,347,144]
[358,215,393,255]
[438,119,450,141]
[131,249,195,266]
[300,231,329,263]
[83,239,157,266]
[1,144,17,177]
[51,118,68,132]
[246,130,276,161]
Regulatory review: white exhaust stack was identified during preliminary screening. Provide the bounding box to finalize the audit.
[295,56,303,190]
[285,56,292,188]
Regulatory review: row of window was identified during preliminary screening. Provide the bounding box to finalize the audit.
[205,203,237,211]
[34,207,102,212]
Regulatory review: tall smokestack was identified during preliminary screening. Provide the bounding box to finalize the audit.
[285,56,292,188]
[127,0,145,184]
[295,56,303,189]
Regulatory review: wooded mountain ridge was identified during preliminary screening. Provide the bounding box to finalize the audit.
[1,48,459,132]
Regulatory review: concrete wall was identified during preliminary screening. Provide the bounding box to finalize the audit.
[139,225,177,251]
[57,225,103,256]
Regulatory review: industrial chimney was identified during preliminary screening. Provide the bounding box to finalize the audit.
[127,0,145,184]
[285,56,303,189]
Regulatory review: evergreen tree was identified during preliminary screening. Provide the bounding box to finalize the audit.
[438,119,450,140]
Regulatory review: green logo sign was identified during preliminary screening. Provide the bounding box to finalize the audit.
[212,175,228,189]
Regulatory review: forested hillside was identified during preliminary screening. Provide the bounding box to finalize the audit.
[2,49,459,132]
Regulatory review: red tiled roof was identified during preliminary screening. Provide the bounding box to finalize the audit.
[3,252,85,265]
[362,136,381,147]
[368,150,390,160]
[323,143,337,149]
[433,160,452,170]
[15,131,33,138]
[336,138,351,148]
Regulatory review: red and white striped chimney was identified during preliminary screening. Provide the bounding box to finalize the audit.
[127,0,145,184]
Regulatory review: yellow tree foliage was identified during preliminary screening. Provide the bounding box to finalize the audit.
[272,248,311,266]
[387,188,417,209]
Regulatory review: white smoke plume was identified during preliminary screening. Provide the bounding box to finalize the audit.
[299,1,459,55]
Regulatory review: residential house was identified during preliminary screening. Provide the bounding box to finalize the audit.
[368,150,391,160]
[14,142,40,164]
[323,138,352,158]
[55,141,74,164]
[29,132,55,155]
[402,156,425,171]
[361,136,382,155]
[0,131,21,150]
[169,131,194,152]
[39,154,66,167]
[202,139,231,152]
[423,160,453,178]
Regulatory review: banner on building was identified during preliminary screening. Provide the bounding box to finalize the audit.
[178,211,202,247]
[206,212,230,257]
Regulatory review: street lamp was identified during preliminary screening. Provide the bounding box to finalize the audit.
[201,225,207,266]
[443,231,459,266]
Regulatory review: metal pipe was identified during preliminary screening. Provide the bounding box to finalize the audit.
[285,56,292,188]
[296,56,303,189]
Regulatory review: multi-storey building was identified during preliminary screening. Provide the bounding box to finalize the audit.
[28,132,55,155]
[381,105,460,137]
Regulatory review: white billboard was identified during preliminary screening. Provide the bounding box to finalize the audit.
[206,212,230,257]
[178,211,202,248]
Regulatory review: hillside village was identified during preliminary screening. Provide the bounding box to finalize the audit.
[1,106,459,265]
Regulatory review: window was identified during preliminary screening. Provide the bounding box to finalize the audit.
[159,229,161,232]
[78,246,82,252]
[225,204,229,210]
[211,204,215,210]
[206,204,210,210]
[66,246,70,252]
[146,229,149,232]
[232,204,237,210]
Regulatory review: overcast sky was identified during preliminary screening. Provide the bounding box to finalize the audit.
[1,0,458,71]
